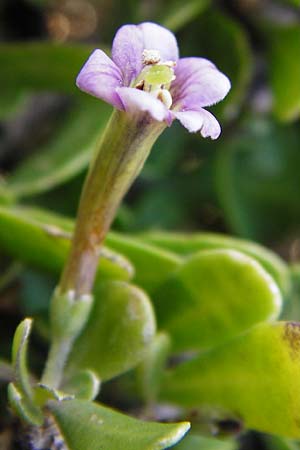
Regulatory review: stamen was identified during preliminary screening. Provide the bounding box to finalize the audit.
[135,80,145,90]
[157,89,173,109]
[142,49,161,65]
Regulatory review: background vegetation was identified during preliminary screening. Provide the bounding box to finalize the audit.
[1,0,300,449]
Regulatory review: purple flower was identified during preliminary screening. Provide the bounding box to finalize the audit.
[76,22,231,139]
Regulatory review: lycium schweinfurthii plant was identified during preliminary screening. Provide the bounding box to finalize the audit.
[6,21,231,449]
[10,18,300,448]
[41,22,231,387]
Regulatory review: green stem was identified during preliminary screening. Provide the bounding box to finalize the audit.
[41,338,73,389]
[59,109,165,298]
[42,109,165,388]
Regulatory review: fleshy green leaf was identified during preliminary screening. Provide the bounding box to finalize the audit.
[106,232,181,293]
[49,399,190,450]
[137,332,171,404]
[0,206,134,283]
[7,98,110,198]
[174,434,237,450]
[141,230,290,298]
[67,281,156,380]
[8,382,43,426]
[268,25,300,121]
[153,249,281,351]
[9,319,44,425]
[12,319,35,400]
[62,370,100,401]
[162,321,300,438]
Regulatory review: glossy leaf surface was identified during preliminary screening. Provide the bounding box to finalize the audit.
[49,399,190,450]
[153,249,281,351]
[162,321,300,438]
[141,230,290,297]
[106,232,181,293]
[137,332,171,404]
[0,206,133,282]
[68,281,156,380]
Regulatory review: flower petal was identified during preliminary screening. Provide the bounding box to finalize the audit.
[76,49,124,109]
[112,25,144,86]
[174,108,221,139]
[112,22,179,86]
[138,22,179,63]
[171,57,231,109]
[116,87,170,122]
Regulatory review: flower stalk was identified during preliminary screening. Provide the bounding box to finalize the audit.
[40,20,230,390]
[41,109,165,388]
[59,109,165,298]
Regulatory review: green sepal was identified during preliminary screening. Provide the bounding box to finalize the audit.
[162,321,300,438]
[62,370,101,401]
[50,288,93,340]
[48,398,190,450]
[8,382,43,426]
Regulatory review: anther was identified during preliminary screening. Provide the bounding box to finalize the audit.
[142,49,161,65]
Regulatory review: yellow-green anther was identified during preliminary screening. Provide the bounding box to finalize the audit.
[144,65,175,86]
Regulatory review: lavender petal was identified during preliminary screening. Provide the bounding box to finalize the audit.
[116,87,170,122]
[172,57,231,109]
[174,108,221,139]
[112,22,179,86]
[76,49,124,109]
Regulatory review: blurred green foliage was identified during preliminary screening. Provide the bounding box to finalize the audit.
[1,0,300,449]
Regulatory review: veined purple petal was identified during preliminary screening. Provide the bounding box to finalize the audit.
[174,108,221,139]
[112,25,144,86]
[116,87,170,122]
[76,49,124,109]
[112,22,179,86]
[171,57,231,109]
[138,22,179,63]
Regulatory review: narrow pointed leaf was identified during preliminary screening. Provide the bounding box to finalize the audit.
[153,249,281,351]
[68,281,156,380]
[49,399,190,450]
[162,321,300,438]
[8,98,110,198]
[0,206,134,282]
[12,319,34,400]
[8,383,43,426]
